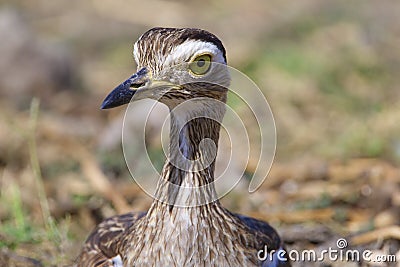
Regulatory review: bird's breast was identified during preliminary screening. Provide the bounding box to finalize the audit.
[122,204,259,267]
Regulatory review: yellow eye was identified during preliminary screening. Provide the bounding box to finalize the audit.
[189,54,212,75]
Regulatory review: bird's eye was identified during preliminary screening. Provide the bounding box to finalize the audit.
[189,54,212,75]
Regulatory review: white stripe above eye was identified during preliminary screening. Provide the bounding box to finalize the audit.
[133,42,139,66]
[163,39,226,68]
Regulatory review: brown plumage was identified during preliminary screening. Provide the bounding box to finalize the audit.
[75,27,290,267]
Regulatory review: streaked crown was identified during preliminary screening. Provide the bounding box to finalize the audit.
[134,27,227,71]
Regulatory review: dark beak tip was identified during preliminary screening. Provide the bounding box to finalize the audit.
[100,99,112,109]
[101,67,147,110]
[100,85,128,110]
[100,93,116,109]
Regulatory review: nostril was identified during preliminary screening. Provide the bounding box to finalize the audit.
[129,82,145,89]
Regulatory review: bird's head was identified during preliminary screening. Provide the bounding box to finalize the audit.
[101,27,230,110]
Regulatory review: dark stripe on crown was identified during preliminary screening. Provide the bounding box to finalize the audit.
[138,27,227,62]
[177,28,226,62]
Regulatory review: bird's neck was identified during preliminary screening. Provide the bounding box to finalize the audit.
[151,100,225,208]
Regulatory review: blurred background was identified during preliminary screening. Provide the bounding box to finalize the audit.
[0,0,399,266]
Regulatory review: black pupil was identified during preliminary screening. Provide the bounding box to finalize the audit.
[197,59,206,67]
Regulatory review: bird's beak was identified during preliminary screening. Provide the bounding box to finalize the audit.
[101,67,180,109]
[101,67,150,109]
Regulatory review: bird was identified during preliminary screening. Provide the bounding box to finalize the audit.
[75,27,290,267]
